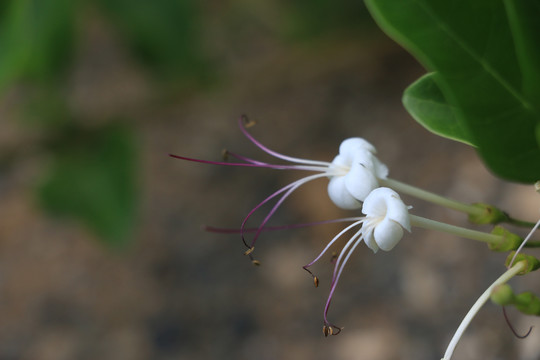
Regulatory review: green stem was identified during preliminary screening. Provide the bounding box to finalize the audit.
[505,216,538,228]
[441,261,527,360]
[410,215,502,244]
[382,178,537,228]
[380,178,484,216]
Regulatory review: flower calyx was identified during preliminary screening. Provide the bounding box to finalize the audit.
[505,252,540,275]
[468,203,508,225]
[491,284,540,316]
[488,226,522,252]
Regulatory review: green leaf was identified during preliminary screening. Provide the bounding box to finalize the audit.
[95,0,209,80]
[38,125,139,248]
[0,0,77,88]
[403,73,474,146]
[503,0,540,100]
[366,0,540,183]
[283,0,372,40]
[536,122,540,149]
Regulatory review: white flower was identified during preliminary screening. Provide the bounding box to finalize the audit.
[327,138,389,210]
[303,187,410,334]
[361,187,411,252]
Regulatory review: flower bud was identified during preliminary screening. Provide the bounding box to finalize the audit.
[505,252,540,275]
[468,203,508,225]
[489,226,521,252]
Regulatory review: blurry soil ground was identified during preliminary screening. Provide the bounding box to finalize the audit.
[1,10,540,360]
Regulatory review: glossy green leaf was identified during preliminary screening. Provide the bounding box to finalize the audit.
[38,125,139,248]
[402,73,474,146]
[366,0,540,183]
[504,0,540,100]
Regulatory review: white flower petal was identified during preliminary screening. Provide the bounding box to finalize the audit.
[365,188,410,231]
[373,157,389,179]
[327,176,363,209]
[374,218,404,251]
[339,138,377,160]
[386,197,411,232]
[344,160,380,202]
[328,154,349,174]
[363,226,379,253]
[362,187,392,217]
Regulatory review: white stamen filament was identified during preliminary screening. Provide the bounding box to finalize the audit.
[441,261,527,360]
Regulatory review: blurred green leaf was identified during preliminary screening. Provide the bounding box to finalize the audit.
[38,125,139,248]
[403,73,474,146]
[95,0,209,80]
[366,0,540,183]
[283,0,372,40]
[0,0,77,88]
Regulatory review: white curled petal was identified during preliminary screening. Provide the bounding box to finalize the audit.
[339,138,377,162]
[328,154,349,175]
[362,187,410,230]
[363,226,379,253]
[373,218,404,251]
[343,154,380,202]
[373,157,389,179]
[327,176,362,209]
[385,193,411,232]
[362,187,393,217]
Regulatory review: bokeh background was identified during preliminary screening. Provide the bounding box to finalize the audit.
[1,1,539,359]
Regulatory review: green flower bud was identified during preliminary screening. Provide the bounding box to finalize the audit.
[489,227,522,252]
[490,284,515,306]
[514,291,540,315]
[468,203,508,225]
[505,252,540,275]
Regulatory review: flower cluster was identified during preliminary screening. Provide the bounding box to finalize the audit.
[171,116,539,352]
[171,117,413,331]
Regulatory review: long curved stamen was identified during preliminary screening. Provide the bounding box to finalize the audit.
[303,219,364,270]
[243,173,331,251]
[238,116,332,168]
[225,150,332,172]
[302,219,364,287]
[170,153,326,171]
[323,227,366,329]
[204,217,361,234]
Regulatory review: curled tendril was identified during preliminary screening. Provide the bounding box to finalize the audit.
[503,306,533,339]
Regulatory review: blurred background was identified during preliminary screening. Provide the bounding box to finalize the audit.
[1,1,539,359]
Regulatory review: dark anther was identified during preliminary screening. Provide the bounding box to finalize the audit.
[221,149,230,161]
[303,266,319,287]
[251,259,261,266]
[323,325,331,337]
[323,324,343,337]
[241,114,256,128]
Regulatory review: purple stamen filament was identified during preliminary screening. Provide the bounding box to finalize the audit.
[301,216,386,332]
[171,115,368,330]
[170,116,347,258]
